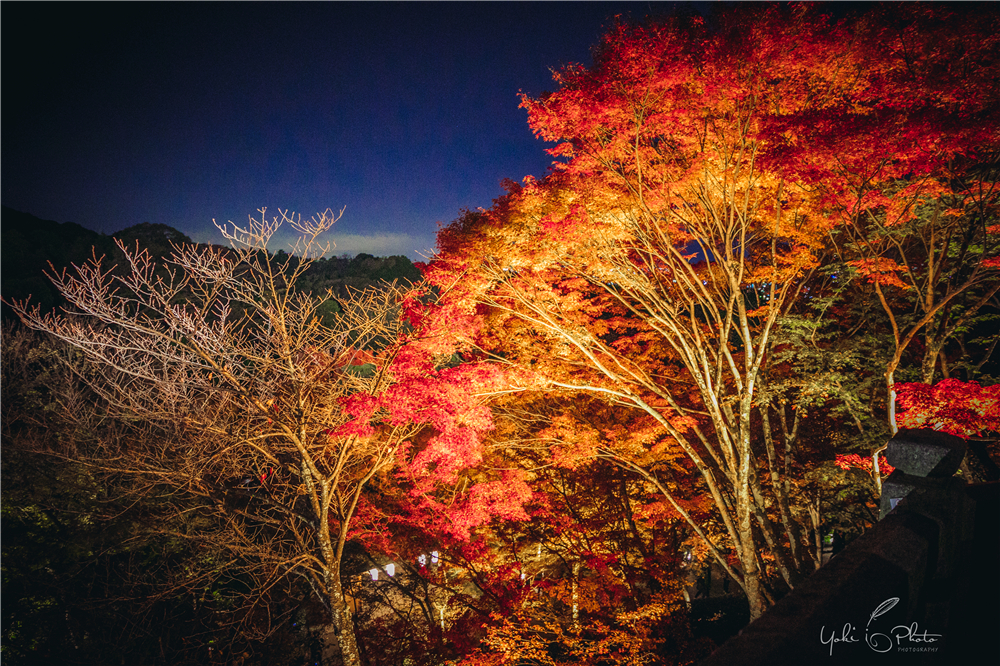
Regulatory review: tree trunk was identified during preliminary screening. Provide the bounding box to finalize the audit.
[807,493,822,570]
[872,446,887,498]
[329,574,363,666]
[885,369,899,435]
[737,434,766,620]
[738,495,766,620]
[921,337,945,385]
[748,470,801,588]
[761,407,806,577]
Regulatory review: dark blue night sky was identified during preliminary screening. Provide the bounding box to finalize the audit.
[3,2,684,259]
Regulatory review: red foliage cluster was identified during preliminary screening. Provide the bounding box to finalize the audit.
[896,379,1000,438]
[337,299,534,544]
[835,453,895,478]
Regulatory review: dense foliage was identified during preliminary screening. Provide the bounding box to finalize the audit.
[3,4,998,665]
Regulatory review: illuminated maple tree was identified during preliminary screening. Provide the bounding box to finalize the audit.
[425,4,999,619]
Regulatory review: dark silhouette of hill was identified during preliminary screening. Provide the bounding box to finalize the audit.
[1,206,423,319]
[112,221,195,260]
[1,207,121,314]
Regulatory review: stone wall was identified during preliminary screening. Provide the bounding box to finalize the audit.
[699,429,998,666]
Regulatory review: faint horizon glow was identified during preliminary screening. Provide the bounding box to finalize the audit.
[184,223,437,260]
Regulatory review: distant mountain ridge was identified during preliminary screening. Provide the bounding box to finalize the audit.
[1,206,422,318]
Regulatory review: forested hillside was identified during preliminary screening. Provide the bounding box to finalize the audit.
[1,206,421,318]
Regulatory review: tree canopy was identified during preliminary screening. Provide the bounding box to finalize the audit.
[3,4,999,665]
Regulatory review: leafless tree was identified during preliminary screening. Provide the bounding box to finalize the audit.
[8,208,419,666]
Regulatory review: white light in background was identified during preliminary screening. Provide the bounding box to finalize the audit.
[417,554,427,566]
[431,551,439,564]
[369,568,379,581]
[386,563,395,577]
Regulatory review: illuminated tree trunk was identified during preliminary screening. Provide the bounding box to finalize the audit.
[921,334,946,385]
[328,574,362,666]
[737,406,768,620]
[736,468,766,619]
[886,369,899,436]
[872,445,887,498]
